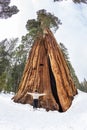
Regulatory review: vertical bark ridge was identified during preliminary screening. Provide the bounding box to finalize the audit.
[13,28,77,112]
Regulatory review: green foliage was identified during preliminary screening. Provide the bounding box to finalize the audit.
[73,0,87,3]
[26,19,41,40]
[0,73,7,92]
[0,38,20,92]
[59,43,80,89]
[0,47,9,75]
[54,0,87,4]
[22,9,61,44]
[79,79,87,92]
[10,43,28,92]
[10,62,26,93]
[37,9,61,32]
[0,0,19,19]
[59,42,69,61]
[0,38,29,93]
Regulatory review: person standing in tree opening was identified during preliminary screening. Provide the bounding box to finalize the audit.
[27,90,46,109]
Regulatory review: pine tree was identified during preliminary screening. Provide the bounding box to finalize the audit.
[53,0,87,4]
[59,42,80,89]
[0,38,18,92]
[0,0,19,19]
[11,43,27,93]
[80,78,87,92]
[22,9,62,46]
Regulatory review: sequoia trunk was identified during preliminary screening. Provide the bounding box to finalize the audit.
[13,28,77,112]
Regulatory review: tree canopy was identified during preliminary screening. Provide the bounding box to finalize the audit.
[54,0,87,4]
[0,0,19,19]
[22,9,62,45]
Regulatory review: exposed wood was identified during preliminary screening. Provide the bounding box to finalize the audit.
[13,28,77,112]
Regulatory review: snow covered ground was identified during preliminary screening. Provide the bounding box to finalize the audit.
[0,90,87,130]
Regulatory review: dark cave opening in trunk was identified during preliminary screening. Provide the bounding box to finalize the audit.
[48,58,63,112]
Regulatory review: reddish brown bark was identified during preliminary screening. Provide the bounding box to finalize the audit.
[13,29,77,112]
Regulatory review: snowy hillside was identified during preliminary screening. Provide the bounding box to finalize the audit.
[0,90,87,130]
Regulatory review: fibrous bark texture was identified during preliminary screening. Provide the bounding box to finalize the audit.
[13,29,77,112]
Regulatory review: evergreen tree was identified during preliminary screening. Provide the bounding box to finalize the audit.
[80,78,87,92]
[0,40,9,76]
[59,43,80,89]
[10,43,27,92]
[22,9,62,46]
[54,0,87,4]
[0,0,19,19]
[10,62,26,93]
[0,38,28,93]
[0,38,18,92]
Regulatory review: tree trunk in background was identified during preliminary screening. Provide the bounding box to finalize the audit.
[13,28,77,112]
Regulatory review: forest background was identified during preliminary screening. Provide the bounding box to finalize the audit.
[0,0,87,93]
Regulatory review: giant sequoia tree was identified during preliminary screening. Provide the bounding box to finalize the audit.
[0,0,19,19]
[13,10,77,112]
[22,9,61,46]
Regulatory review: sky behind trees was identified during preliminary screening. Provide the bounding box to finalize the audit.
[0,0,87,81]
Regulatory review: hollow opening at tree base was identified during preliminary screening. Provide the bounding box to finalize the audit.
[48,58,63,112]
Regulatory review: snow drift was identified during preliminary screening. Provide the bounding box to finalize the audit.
[0,90,87,130]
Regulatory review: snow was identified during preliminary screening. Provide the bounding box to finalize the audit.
[0,2,87,129]
[0,90,87,130]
